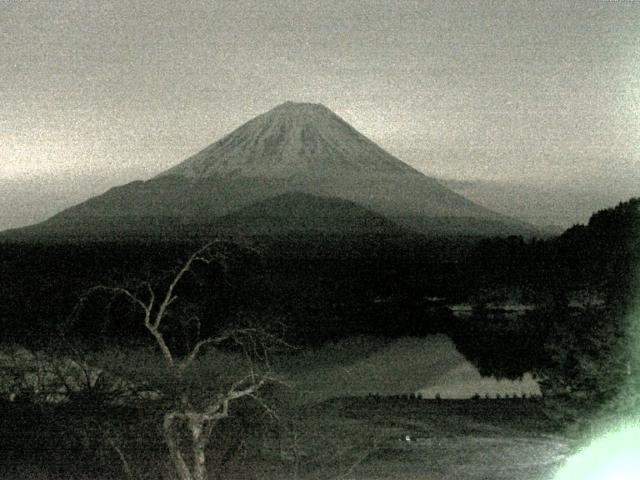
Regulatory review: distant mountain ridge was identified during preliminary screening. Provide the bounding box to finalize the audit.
[439,177,637,230]
[2,102,537,239]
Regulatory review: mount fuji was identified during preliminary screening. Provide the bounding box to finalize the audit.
[3,102,535,239]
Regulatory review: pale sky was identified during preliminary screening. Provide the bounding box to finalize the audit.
[1,0,639,229]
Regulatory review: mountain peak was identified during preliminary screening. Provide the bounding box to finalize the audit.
[274,101,328,110]
[3,99,534,238]
[260,101,338,124]
[159,102,418,179]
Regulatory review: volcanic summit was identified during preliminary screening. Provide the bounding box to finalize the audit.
[161,101,418,178]
[3,102,534,239]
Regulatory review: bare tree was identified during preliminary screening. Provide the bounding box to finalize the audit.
[79,242,281,480]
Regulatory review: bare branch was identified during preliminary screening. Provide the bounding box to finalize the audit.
[178,337,222,373]
[106,435,138,480]
[226,371,275,402]
[79,285,153,326]
[178,327,284,373]
[248,392,280,420]
[153,242,217,330]
[60,241,290,480]
[80,280,176,369]
[200,369,280,422]
[146,327,175,370]
[142,281,155,311]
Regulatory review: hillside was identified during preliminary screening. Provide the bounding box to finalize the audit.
[216,191,411,236]
[2,102,534,239]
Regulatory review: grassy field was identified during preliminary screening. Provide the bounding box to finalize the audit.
[280,397,573,480]
[0,395,574,480]
[0,342,573,480]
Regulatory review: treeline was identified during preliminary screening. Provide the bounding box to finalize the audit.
[1,200,637,345]
[456,199,640,426]
[0,235,468,347]
[467,197,639,307]
[1,199,638,418]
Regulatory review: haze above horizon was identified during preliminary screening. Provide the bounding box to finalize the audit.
[2,1,639,229]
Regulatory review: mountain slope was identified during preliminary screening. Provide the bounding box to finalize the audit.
[2,102,535,239]
[217,191,410,236]
[157,101,506,220]
[161,101,417,178]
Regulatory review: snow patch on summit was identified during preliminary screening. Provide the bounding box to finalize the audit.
[159,102,420,179]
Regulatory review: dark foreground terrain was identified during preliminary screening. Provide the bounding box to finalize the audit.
[0,199,636,479]
[0,394,572,480]
[285,397,572,480]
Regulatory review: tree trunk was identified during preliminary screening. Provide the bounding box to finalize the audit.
[191,419,209,480]
[164,413,193,480]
